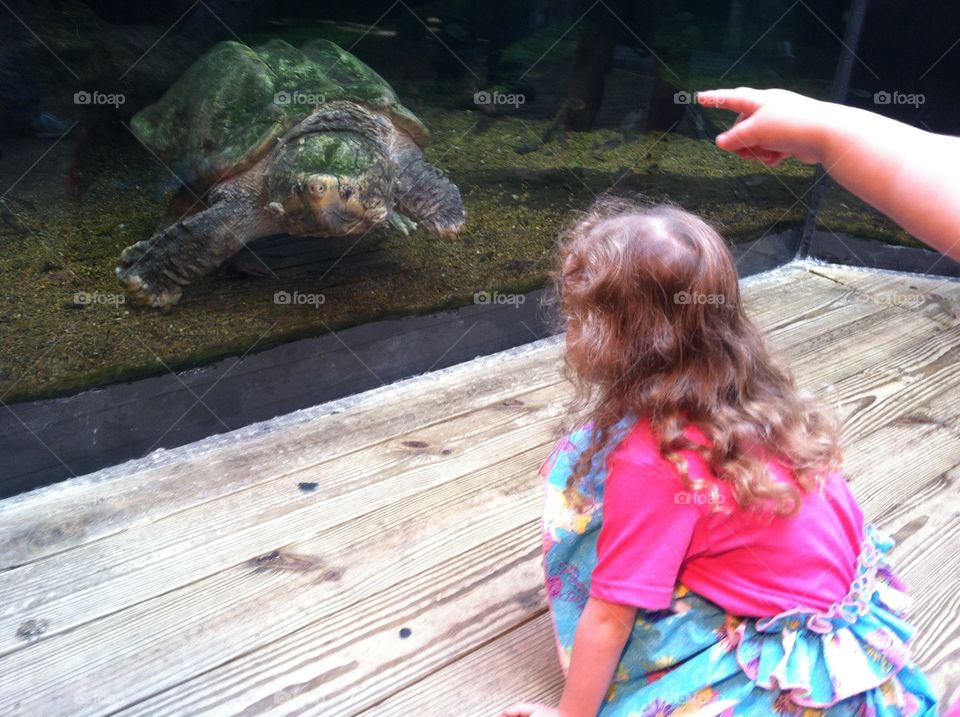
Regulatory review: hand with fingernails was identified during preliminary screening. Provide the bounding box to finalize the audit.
[698,87,960,260]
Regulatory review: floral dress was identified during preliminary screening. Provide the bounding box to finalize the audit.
[541,423,939,717]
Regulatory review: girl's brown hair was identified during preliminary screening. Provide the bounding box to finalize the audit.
[554,197,842,515]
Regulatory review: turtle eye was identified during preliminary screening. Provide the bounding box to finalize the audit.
[340,185,354,201]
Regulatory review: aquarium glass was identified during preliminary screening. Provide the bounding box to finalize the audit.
[813,1,960,270]
[0,0,952,405]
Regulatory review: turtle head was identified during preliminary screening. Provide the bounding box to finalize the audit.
[267,131,394,236]
[296,173,385,235]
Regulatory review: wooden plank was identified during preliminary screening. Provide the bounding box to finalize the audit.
[828,326,960,441]
[836,351,960,713]
[778,303,954,390]
[808,264,960,327]
[0,382,568,658]
[0,339,567,570]
[0,440,559,714]
[810,263,960,299]
[358,614,563,717]
[0,264,888,569]
[2,268,944,658]
[1,263,958,716]
[120,414,960,717]
[860,462,960,711]
[845,423,960,524]
[768,265,960,368]
[360,456,960,717]
[358,445,960,717]
[129,527,548,716]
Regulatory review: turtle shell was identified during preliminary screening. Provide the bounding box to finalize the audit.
[130,38,428,192]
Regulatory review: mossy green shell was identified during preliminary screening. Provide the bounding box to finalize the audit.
[130,39,427,191]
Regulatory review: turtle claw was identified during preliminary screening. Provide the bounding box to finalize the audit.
[119,239,154,266]
[420,214,465,240]
[115,264,183,309]
[116,241,183,309]
[387,212,418,236]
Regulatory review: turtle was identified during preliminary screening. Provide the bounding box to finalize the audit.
[116,38,466,308]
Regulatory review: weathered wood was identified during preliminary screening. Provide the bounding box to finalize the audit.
[0,445,549,715]
[874,464,960,709]
[130,527,548,716]
[358,614,564,717]
[361,450,960,717]
[117,423,960,717]
[0,265,874,569]
[360,435,960,717]
[0,339,567,570]
[0,261,957,716]
[0,383,567,658]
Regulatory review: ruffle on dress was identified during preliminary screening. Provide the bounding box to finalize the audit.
[539,426,939,716]
[734,525,929,712]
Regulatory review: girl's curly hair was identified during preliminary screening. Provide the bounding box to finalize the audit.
[553,197,842,515]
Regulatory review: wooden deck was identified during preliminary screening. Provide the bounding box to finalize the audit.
[1,260,959,715]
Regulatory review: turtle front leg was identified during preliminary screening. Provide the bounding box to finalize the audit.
[116,194,270,309]
[393,135,466,239]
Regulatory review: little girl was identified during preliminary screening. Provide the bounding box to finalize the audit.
[503,200,938,717]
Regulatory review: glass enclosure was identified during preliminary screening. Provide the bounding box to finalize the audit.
[0,0,954,405]
[814,0,960,267]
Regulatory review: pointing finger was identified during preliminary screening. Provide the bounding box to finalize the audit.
[698,87,764,115]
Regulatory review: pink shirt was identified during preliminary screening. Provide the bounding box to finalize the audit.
[590,420,865,617]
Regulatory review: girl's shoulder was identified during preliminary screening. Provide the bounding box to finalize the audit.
[612,417,709,471]
[610,418,742,516]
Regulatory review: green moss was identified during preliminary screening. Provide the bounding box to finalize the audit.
[0,104,922,404]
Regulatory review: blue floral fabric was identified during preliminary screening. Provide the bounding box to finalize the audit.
[541,423,939,716]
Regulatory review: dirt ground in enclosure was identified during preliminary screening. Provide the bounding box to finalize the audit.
[0,100,916,403]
